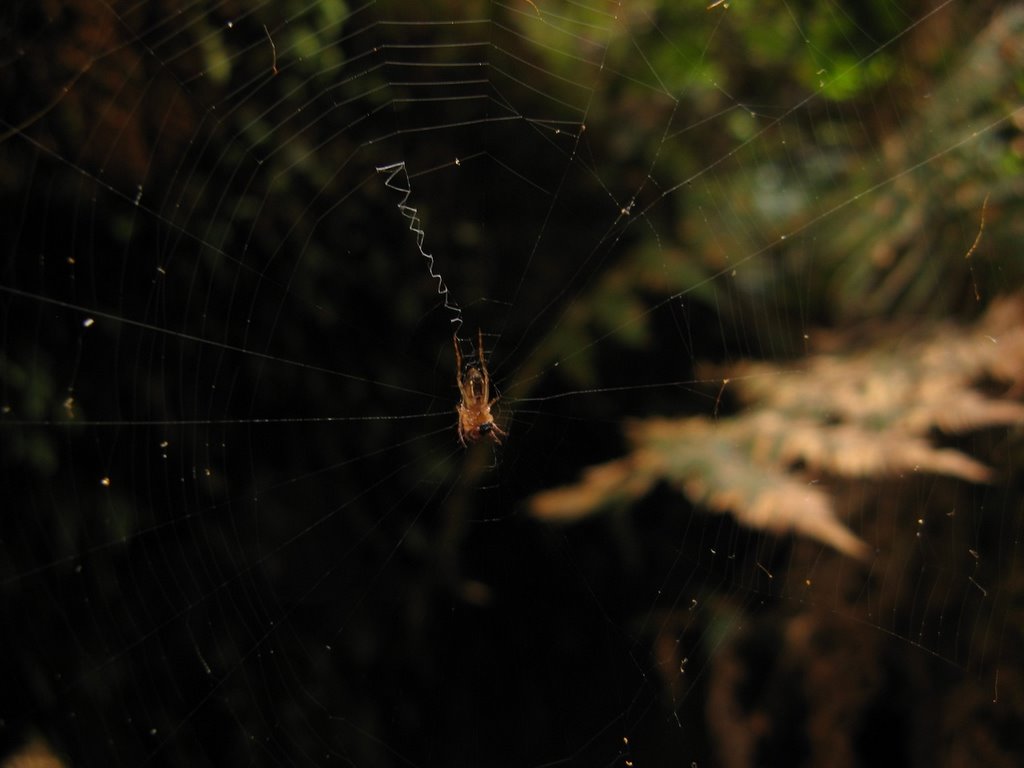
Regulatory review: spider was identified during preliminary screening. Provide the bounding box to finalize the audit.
[454,329,507,446]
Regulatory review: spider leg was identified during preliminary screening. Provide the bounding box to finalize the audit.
[453,333,463,378]
[477,328,490,400]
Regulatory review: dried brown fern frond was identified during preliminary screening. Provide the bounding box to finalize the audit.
[729,294,1024,431]
[529,295,1024,558]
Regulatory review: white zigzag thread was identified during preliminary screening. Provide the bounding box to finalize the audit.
[376,162,463,339]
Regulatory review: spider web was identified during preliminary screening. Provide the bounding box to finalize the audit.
[1,0,1022,765]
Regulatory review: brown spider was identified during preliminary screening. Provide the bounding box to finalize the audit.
[454,329,507,446]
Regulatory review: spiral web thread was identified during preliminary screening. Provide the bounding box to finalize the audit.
[376,162,464,339]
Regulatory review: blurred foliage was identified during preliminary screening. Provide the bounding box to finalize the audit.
[0,355,60,475]
[531,293,1024,557]
[517,2,1024,388]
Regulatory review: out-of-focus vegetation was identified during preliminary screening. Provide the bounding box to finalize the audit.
[531,294,1024,557]
[519,3,1024,389]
